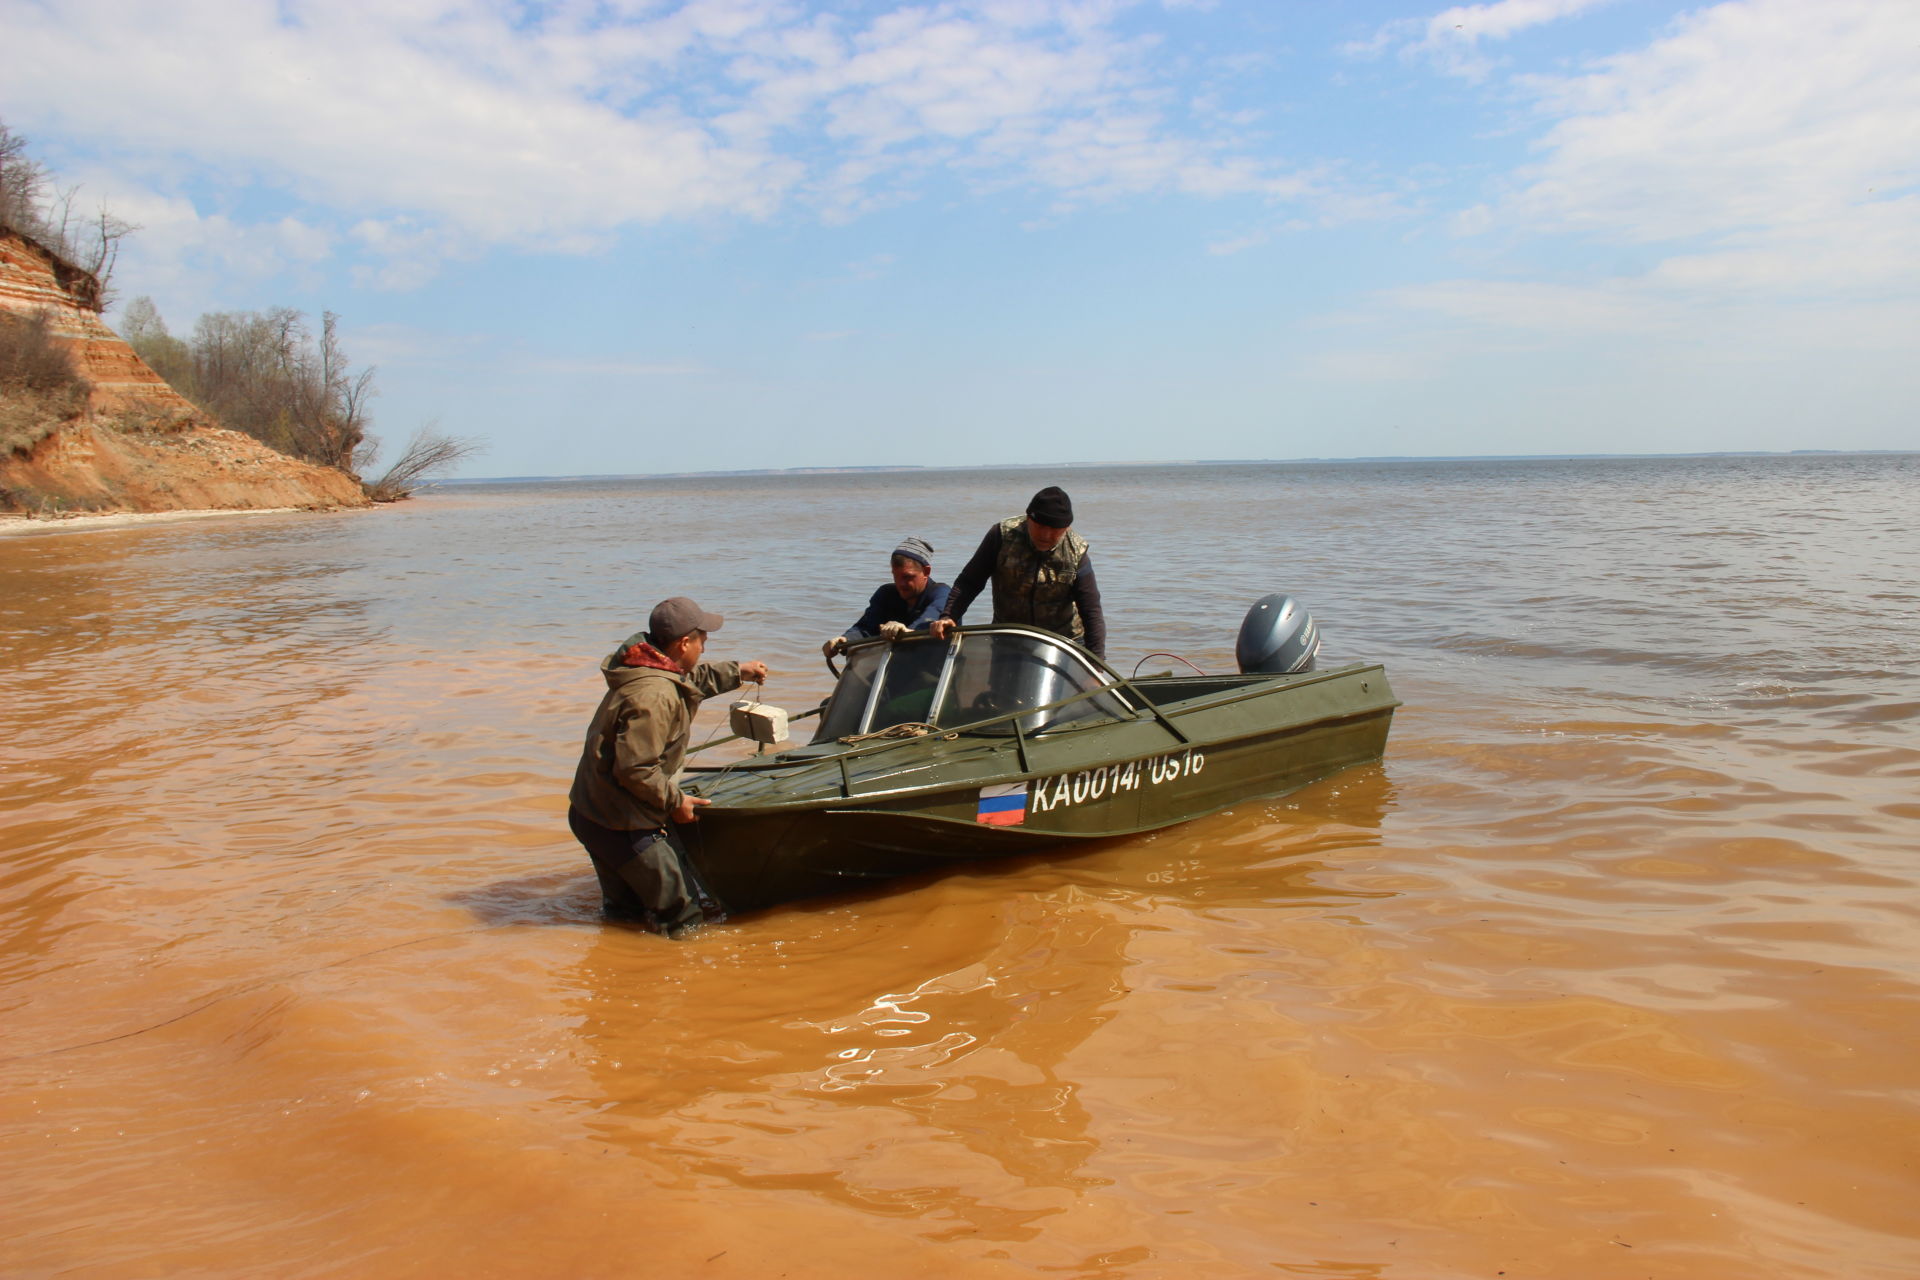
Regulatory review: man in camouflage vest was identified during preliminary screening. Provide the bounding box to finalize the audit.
[931,486,1107,658]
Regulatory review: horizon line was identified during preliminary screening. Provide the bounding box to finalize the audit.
[444,449,1916,485]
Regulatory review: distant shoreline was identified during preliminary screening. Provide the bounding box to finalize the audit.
[444,449,1918,486]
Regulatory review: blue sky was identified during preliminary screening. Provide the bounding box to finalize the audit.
[2,0,1914,477]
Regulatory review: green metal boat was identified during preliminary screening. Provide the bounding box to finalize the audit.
[678,602,1399,916]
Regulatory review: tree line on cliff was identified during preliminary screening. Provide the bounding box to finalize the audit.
[2,119,478,500]
[116,299,479,500]
[121,299,373,473]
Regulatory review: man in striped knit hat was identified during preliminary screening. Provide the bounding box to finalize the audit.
[821,535,951,657]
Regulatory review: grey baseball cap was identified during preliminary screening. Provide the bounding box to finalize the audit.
[648,596,724,643]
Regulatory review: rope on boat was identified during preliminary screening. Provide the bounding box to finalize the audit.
[1132,652,1208,678]
[837,721,957,744]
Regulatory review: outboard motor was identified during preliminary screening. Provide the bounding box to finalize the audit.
[1236,594,1319,674]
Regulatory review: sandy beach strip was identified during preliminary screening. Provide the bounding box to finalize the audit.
[0,507,316,537]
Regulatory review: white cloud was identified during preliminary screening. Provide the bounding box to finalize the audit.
[0,0,1354,287]
[83,177,337,320]
[1383,272,1920,366]
[1329,0,1920,430]
[1356,1,1920,339]
[344,218,484,292]
[1643,197,1920,298]
[1351,0,1614,80]
[1503,0,1920,250]
[1431,0,1615,43]
[1446,0,1920,316]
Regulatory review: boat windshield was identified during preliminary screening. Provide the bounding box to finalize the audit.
[812,630,1130,743]
[812,638,949,742]
[937,632,1131,735]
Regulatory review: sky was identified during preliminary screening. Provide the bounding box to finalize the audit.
[1,0,1915,477]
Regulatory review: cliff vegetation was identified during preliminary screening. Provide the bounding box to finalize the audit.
[1,119,479,520]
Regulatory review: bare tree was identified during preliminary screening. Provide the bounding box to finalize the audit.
[74,206,137,311]
[363,424,486,502]
[307,312,375,472]
[150,305,374,473]
[0,122,46,232]
[188,308,301,452]
[0,118,137,311]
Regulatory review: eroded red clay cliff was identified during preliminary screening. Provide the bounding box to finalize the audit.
[0,228,367,515]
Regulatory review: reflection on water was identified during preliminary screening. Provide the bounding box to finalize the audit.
[3,454,1919,1278]
[569,894,1129,1237]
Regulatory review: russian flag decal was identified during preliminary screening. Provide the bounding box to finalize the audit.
[975,782,1029,826]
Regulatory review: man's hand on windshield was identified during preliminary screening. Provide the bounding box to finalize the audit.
[878,621,908,641]
[931,618,957,642]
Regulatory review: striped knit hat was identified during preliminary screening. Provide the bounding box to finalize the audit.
[892,536,934,568]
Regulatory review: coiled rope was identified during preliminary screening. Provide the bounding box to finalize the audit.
[837,721,957,744]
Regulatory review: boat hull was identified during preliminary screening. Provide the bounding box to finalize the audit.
[680,672,1395,915]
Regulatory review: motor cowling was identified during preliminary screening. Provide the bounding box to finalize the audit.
[1236,594,1319,674]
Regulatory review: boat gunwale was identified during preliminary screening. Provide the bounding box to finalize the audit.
[685,701,1398,816]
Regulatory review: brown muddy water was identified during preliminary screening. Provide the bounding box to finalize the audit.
[2,455,1917,1279]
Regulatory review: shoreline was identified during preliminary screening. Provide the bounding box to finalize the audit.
[0,506,326,537]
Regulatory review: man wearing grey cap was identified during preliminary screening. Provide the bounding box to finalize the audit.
[568,597,769,936]
[822,536,952,658]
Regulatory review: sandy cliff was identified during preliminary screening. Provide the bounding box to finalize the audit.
[0,228,367,516]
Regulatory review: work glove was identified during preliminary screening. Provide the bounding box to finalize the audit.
[877,621,909,641]
[822,635,848,658]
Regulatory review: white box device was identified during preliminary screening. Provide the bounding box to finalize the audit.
[728,700,790,746]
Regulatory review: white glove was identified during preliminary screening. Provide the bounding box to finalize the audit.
[878,621,909,641]
[822,635,848,658]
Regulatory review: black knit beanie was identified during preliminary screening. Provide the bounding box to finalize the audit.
[1026,486,1073,528]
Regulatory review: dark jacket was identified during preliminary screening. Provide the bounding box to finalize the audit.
[842,580,952,641]
[568,649,743,831]
[940,519,1107,657]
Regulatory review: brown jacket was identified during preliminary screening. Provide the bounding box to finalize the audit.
[568,651,742,831]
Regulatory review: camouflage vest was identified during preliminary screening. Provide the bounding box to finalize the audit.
[990,515,1089,642]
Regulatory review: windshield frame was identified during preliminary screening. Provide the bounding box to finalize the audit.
[814,625,1136,742]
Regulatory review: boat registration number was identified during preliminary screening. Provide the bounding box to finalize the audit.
[1028,747,1206,815]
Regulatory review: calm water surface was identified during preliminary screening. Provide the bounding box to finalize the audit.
[2,455,1917,1278]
